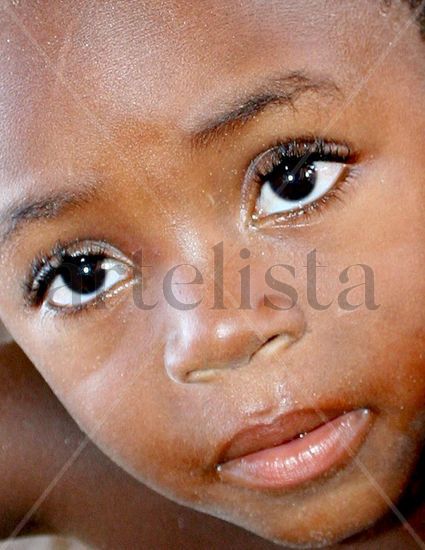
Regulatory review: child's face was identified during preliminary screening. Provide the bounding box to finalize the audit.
[1,0,425,546]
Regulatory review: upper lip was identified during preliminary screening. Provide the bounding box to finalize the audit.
[219,408,350,464]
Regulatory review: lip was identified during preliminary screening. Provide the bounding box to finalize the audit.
[217,409,373,490]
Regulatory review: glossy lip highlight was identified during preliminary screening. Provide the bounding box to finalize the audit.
[217,409,373,491]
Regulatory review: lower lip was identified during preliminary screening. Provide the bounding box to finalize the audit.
[218,409,372,490]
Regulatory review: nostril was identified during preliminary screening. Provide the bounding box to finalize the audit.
[185,368,223,384]
[165,301,306,384]
[185,354,252,383]
[251,331,298,361]
[184,331,301,383]
[261,333,284,348]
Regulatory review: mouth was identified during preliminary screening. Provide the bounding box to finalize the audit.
[217,408,373,491]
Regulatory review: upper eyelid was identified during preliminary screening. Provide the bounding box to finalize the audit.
[0,75,340,245]
[24,239,134,306]
[242,138,357,228]
[20,139,353,288]
[249,138,355,185]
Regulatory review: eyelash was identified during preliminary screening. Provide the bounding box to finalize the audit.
[244,137,357,227]
[23,137,357,314]
[24,239,130,311]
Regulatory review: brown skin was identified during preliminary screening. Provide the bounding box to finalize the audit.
[0,341,276,549]
[0,341,423,550]
[1,343,422,550]
[0,0,424,547]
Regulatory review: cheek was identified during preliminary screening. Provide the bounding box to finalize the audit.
[286,159,425,427]
[362,192,425,418]
[15,306,217,496]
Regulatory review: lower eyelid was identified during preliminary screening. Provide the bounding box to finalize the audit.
[24,239,136,310]
[256,162,345,216]
[249,164,357,229]
[240,139,357,226]
[48,260,134,305]
[43,275,138,318]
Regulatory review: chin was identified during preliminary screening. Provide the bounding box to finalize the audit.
[173,420,423,549]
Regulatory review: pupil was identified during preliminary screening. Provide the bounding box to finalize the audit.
[267,158,316,201]
[60,255,106,295]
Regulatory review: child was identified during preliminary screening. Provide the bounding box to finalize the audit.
[0,340,272,549]
[1,0,424,547]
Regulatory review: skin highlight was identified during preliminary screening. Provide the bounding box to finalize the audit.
[0,339,423,548]
[0,340,275,549]
[0,1,424,547]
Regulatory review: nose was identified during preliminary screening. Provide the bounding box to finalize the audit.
[164,294,306,383]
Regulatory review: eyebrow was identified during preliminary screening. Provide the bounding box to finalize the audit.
[190,71,341,148]
[0,182,100,245]
[0,72,341,245]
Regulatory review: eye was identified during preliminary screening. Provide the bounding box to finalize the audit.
[258,160,345,216]
[26,241,135,311]
[247,139,352,223]
[48,255,130,308]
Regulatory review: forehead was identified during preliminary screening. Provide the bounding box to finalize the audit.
[1,0,385,110]
[0,0,414,195]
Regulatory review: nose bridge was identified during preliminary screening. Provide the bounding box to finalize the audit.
[163,295,306,383]
[162,231,306,383]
